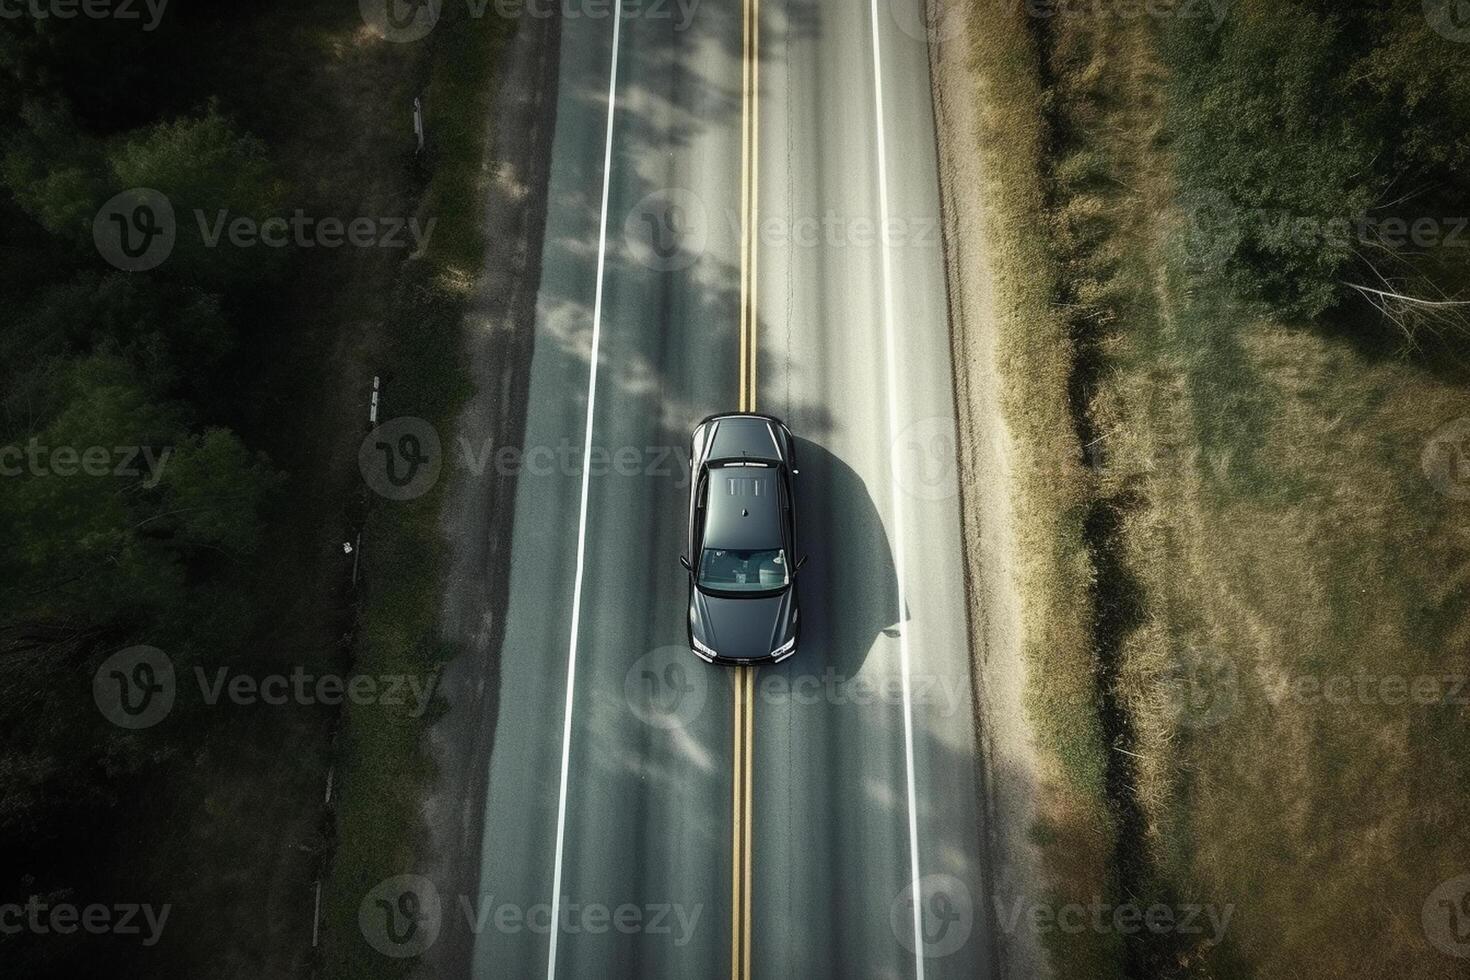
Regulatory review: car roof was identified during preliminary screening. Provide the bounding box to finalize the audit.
[703,463,783,550]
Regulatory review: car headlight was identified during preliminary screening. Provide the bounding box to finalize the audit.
[691,636,719,661]
[770,636,796,661]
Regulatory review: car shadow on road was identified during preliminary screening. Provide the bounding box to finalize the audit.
[785,435,900,682]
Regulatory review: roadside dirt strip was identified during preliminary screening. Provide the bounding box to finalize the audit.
[423,12,563,978]
[929,5,1049,978]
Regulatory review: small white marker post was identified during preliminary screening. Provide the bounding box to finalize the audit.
[311,881,322,948]
[413,98,425,155]
[369,375,380,424]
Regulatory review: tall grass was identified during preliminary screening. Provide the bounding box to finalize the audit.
[963,1,1470,976]
[962,2,1119,974]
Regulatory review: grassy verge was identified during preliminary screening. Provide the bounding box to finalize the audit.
[961,3,1119,975]
[966,1,1470,977]
[317,8,511,979]
[1104,6,1470,977]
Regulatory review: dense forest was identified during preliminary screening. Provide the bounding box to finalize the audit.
[2,5,285,841]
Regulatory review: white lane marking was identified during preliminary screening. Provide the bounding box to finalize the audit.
[547,8,623,979]
[868,1,926,977]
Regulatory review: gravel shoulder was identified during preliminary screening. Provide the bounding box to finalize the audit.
[929,15,1050,980]
[418,13,562,977]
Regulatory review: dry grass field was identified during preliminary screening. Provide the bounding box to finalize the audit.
[958,0,1470,976]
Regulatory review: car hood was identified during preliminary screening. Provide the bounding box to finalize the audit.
[690,587,795,662]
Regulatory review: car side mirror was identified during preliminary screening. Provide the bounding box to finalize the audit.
[679,555,692,571]
[795,555,808,572]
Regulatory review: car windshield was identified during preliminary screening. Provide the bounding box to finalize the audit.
[697,548,788,592]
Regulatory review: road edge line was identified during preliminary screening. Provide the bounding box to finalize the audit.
[546,7,624,978]
[868,1,927,977]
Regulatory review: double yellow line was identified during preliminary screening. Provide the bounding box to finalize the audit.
[732,0,760,975]
[737,0,760,412]
[730,665,755,979]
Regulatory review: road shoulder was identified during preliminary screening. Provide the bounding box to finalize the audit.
[418,10,564,978]
[928,11,1049,980]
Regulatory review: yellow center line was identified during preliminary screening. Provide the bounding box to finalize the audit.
[730,665,756,980]
[730,669,745,980]
[741,664,754,980]
[747,0,760,412]
[733,0,759,974]
[737,0,752,410]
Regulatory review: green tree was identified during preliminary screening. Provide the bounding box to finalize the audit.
[108,105,286,288]
[1166,0,1470,331]
[0,355,282,645]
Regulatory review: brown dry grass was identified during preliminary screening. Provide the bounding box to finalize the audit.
[1109,295,1470,977]
[1019,4,1470,979]
[958,1,1119,974]
[961,1,1470,976]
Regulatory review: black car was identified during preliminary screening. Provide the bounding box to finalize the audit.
[680,413,805,664]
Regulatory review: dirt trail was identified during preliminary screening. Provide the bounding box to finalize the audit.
[929,12,1050,979]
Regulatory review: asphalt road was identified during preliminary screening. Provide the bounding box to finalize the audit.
[455,1,994,976]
